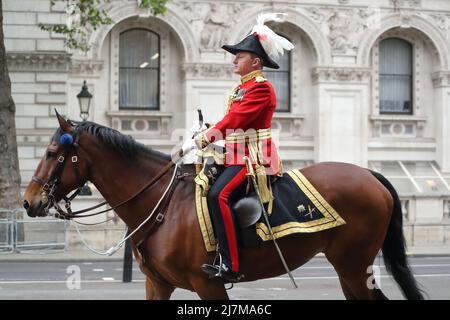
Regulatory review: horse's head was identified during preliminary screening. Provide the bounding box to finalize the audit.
[23,111,90,217]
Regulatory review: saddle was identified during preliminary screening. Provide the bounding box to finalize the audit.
[191,162,347,253]
[199,160,271,228]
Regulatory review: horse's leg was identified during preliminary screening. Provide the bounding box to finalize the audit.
[325,230,388,299]
[145,277,155,300]
[338,276,356,300]
[337,271,377,299]
[145,276,175,300]
[190,276,229,300]
[373,288,389,300]
[338,271,390,300]
[339,275,388,300]
[327,250,388,300]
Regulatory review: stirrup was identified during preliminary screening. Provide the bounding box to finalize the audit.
[201,251,224,277]
[201,260,244,283]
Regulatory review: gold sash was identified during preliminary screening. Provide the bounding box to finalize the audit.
[226,128,275,212]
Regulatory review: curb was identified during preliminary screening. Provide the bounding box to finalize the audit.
[0,249,127,263]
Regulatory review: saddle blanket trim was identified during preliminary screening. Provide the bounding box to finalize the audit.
[195,169,346,252]
[195,186,217,252]
[255,170,346,241]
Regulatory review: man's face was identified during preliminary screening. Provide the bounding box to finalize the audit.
[232,51,261,76]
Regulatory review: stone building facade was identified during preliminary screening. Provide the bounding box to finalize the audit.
[3,0,450,252]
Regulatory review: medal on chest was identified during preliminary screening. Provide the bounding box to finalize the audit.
[226,86,246,114]
[232,88,246,102]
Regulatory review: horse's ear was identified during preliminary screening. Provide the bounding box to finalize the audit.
[55,109,74,133]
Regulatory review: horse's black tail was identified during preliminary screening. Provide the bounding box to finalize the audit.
[370,170,425,300]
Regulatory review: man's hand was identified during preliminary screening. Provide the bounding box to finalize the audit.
[190,120,207,137]
[181,138,198,156]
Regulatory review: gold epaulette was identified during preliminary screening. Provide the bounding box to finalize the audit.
[255,76,266,83]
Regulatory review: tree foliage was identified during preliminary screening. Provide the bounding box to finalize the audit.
[39,0,168,52]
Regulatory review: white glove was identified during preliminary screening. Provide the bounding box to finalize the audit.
[190,120,207,136]
[181,138,198,156]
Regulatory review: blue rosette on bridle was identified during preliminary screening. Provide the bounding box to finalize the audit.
[59,133,74,147]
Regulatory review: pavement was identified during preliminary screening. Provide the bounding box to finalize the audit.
[1,245,450,262]
[0,248,127,262]
[1,256,450,300]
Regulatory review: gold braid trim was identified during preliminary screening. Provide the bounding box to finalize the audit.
[194,125,215,149]
[243,129,273,209]
[240,70,264,84]
[226,86,240,114]
[225,128,271,143]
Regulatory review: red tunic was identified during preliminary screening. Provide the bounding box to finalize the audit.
[202,70,281,176]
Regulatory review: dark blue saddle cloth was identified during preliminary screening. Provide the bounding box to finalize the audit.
[251,169,346,241]
[194,167,346,252]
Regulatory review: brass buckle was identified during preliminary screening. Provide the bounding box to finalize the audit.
[155,212,164,222]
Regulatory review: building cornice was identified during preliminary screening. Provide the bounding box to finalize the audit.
[69,59,104,77]
[432,71,450,88]
[311,66,372,84]
[182,62,234,80]
[7,52,71,72]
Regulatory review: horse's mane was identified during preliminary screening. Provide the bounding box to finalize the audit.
[52,121,171,162]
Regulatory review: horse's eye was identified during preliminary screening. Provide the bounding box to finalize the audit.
[47,151,57,159]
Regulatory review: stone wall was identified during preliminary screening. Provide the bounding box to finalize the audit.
[4,0,450,251]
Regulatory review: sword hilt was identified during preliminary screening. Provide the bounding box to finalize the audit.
[243,156,255,176]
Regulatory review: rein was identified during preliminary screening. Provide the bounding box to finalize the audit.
[56,160,176,219]
[74,163,181,256]
[32,128,182,220]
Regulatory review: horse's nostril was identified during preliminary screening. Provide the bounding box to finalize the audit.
[23,200,30,210]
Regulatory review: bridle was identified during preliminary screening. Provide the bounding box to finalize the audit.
[32,130,84,218]
[32,127,178,220]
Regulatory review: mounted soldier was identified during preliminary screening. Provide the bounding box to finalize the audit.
[23,25,424,297]
[182,13,294,282]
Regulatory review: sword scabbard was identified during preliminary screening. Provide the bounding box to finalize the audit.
[242,156,298,288]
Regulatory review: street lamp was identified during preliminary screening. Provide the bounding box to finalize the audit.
[77,80,93,196]
[77,80,92,121]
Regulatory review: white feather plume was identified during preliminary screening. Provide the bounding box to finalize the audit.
[251,13,294,60]
[256,12,287,25]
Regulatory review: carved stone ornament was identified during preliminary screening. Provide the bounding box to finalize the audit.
[172,1,246,50]
[311,67,371,84]
[200,3,231,49]
[182,63,234,79]
[305,7,381,53]
[70,60,104,77]
[432,71,450,88]
[7,52,71,72]
[421,12,450,38]
[391,0,422,8]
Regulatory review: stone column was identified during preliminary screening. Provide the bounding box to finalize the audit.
[432,71,450,173]
[312,67,372,167]
[182,62,236,130]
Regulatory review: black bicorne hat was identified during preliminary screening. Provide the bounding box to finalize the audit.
[222,33,280,69]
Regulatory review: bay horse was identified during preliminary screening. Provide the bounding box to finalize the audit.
[22,113,424,300]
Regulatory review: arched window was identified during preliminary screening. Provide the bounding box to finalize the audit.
[265,47,291,112]
[119,29,160,109]
[379,38,413,114]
